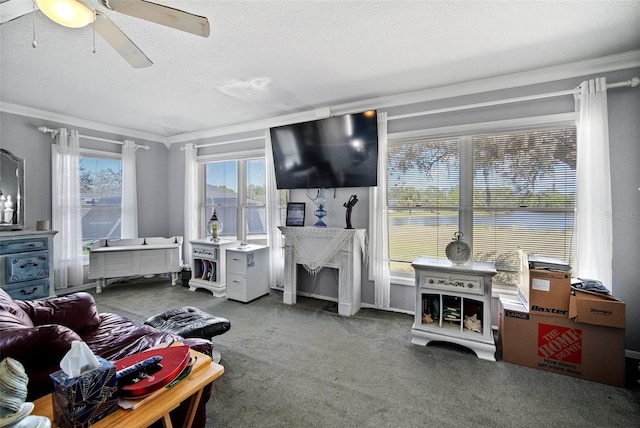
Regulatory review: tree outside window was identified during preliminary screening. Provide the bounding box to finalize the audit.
[80,155,122,254]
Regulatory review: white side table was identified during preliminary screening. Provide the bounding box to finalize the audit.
[226,244,270,302]
[411,256,497,361]
[188,239,238,297]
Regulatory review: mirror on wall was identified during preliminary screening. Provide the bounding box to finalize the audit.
[0,148,25,230]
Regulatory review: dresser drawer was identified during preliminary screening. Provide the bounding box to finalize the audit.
[0,238,48,255]
[226,252,248,274]
[5,251,50,284]
[227,272,246,295]
[3,280,50,301]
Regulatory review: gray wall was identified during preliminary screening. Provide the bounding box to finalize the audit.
[1,66,638,352]
[608,73,640,353]
[0,112,171,235]
[0,114,54,229]
[166,67,640,352]
[0,112,171,282]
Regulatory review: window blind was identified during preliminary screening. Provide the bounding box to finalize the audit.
[386,126,577,284]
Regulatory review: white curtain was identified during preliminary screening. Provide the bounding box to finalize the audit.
[265,130,284,288]
[51,128,83,288]
[368,112,391,308]
[183,144,199,264]
[574,77,613,291]
[121,140,138,238]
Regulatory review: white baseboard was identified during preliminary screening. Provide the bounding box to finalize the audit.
[360,302,414,316]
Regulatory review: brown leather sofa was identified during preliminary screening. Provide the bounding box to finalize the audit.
[0,288,213,427]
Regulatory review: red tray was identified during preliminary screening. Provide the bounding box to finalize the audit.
[114,345,190,398]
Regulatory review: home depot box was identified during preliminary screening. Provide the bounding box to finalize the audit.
[569,289,626,328]
[499,295,625,387]
[518,268,571,318]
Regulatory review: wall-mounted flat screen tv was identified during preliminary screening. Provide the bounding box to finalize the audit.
[270,110,378,189]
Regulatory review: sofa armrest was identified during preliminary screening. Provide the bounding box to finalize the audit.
[16,292,101,333]
[0,324,81,367]
[0,324,82,401]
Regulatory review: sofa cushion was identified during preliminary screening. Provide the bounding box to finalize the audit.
[0,288,34,329]
[16,292,101,334]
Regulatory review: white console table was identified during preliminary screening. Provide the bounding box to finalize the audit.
[279,226,367,316]
[88,236,183,293]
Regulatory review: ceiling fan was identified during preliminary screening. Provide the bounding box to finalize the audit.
[0,0,210,68]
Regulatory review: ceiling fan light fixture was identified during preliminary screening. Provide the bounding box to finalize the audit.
[36,0,94,28]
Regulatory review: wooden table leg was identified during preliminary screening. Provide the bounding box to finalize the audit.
[182,389,203,428]
[161,413,174,428]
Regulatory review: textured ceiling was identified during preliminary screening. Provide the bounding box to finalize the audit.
[1,0,639,141]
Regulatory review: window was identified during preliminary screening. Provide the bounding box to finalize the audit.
[204,158,268,244]
[79,152,122,254]
[387,125,577,287]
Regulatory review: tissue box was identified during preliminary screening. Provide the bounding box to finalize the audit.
[50,356,119,428]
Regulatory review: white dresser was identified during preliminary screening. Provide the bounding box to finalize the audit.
[225,244,270,303]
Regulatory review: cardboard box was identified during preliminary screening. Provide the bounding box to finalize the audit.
[569,289,625,328]
[50,357,119,428]
[499,296,625,387]
[518,268,571,318]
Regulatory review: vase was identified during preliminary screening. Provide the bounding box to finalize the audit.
[314,205,327,227]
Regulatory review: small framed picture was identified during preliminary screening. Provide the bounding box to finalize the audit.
[286,202,306,227]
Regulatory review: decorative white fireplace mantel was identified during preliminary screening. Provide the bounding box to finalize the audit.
[279,226,367,316]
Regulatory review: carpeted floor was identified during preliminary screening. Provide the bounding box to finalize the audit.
[89,276,640,427]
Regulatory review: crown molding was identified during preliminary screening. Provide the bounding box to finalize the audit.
[0,102,168,145]
[168,50,640,144]
[3,50,638,147]
[166,109,323,144]
[331,50,640,115]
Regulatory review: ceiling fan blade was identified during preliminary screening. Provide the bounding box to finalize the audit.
[100,0,209,37]
[94,11,153,68]
[0,0,36,24]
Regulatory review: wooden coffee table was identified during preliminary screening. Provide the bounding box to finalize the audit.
[32,349,224,428]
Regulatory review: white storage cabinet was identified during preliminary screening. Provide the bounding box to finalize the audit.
[411,256,497,361]
[225,244,270,303]
[189,239,238,297]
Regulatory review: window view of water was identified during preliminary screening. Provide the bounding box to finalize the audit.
[389,212,573,230]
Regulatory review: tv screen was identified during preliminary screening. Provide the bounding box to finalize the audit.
[270,110,378,189]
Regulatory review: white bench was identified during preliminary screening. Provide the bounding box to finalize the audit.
[88,236,183,293]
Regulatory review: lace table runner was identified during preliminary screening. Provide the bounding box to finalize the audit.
[279,227,367,275]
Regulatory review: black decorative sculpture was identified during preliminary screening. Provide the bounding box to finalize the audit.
[343,194,358,229]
